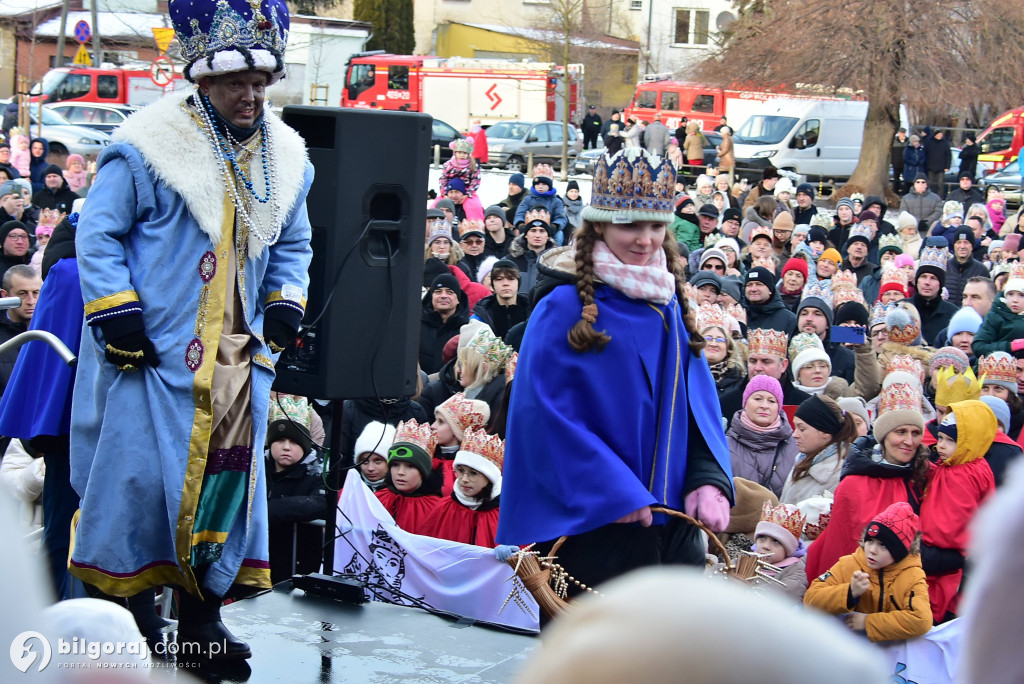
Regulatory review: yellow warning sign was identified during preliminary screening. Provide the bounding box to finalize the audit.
[72,44,92,66]
[152,28,175,54]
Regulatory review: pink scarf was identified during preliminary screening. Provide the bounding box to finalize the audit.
[591,239,675,304]
[739,411,781,434]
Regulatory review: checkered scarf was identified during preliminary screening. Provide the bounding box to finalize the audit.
[591,239,676,305]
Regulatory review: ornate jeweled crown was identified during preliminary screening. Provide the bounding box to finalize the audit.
[748,328,788,359]
[436,393,489,434]
[885,308,920,344]
[935,365,984,407]
[887,354,924,380]
[466,327,513,368]
[849,223,872,241]
[749,225,773,243]
[505,351,519,383]
[170,0,290,83]
[918,246,949,271]
[392,419,438,455]
[831,270,858,290]
[37,208,65,230]
[760,501,807,540]
[880,268,908,287]
[788,332,824,363]
[879,233,903,252]
[460,428,505,473]
[696,302,730,334]
[833,287,865,308]
[427,220,453,245]
[978,353,1018,386]
[870,301,897,327]
[581,149,675,224]
[878,382,921,414]
[801,279,834,306]
[450,137,473,154]
[726,302,746,324]
[583,149,675,224]
[268,393,311,430]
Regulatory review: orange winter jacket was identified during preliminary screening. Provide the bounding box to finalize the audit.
[804,547,932,642]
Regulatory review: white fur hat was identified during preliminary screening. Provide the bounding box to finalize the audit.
[353,421,397,461]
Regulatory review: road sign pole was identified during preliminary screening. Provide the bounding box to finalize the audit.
[91,1,100,66]
[55,0,70,68]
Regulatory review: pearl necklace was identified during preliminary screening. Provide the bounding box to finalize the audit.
[193,92,282,246]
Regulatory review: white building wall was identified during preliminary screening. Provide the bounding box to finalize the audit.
[623,0,736,76]
[268,23,369,106]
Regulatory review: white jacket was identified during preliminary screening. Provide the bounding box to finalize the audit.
[0,438,44,534]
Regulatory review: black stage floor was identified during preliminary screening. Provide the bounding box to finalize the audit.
[171,586,538,683]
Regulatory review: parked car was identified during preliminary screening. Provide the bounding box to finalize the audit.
[979,159,1023,209]
[430,118,464,163]
[573,131,723,176]
[1,99,111,161]
[484,120,582,172]
[44,102,137,134]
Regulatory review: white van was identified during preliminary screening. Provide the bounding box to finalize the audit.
[732,99,908,181]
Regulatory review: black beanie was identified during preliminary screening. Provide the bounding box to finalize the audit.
[423,258,448,288]
[0,220,28,244]
[916,264,946,289]
[266,419,313,457]
[866,520,910,563]
[835,300,869,327]
[797,298,834,328]
[566,180,580,192]
[525,217,553,237]
[43,164,64,179]
[746,266,777,296]
[387,441,434,482]
[428,273,462,297]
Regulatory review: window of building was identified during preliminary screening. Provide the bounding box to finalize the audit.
[674,8,710,45]
[630,0,643,9]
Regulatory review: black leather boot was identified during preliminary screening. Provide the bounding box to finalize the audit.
[175,589,251,661]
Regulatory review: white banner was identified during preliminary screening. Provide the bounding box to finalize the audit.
[879,618,962,684]
[333,470,540,633]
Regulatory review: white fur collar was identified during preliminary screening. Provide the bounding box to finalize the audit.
[111,88,308,256]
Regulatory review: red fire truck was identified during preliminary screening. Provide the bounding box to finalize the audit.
[340,52,583,129]
[30,65,188,106]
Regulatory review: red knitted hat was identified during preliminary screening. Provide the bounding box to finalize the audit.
[865,502,919,561]
[781,257,808,281]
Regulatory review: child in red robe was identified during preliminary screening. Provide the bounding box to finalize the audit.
[423,428,503,548]
[432,393,490,496]
[375,420,443,535]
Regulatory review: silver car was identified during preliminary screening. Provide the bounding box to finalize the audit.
[2,100,111,161]
[485,120,582,172]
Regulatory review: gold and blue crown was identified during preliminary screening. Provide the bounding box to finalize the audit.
[170,0,289,83]
[801,279,833,307]
[581,148,675,224]
[870,301,898,327]
[917,246,949,271]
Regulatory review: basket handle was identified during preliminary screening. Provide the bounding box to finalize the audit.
[650,506,731,567]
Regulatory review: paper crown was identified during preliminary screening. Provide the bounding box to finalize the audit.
[465,326,513,368]
[804,512,831,540]
[170,0,289,84]
[435,393,490,439]
[878,382,921,414]
[268,394,312,431]
[935,365,984,406]
[37,208,65,230]
[1009,262,1024,279]
[879,233,903,253]
[748,328,788,359]
[760,501,807,540]
[505,351,519,383]
[801,280,834,306]
[450,137,474,154]
[850,192,864,202]
[885,307,920,344]
[848,223,872,241]
[833,287,866,308]
[459,427,505,473]
[582,148,675,224]
[427,219,453,244]
[978,353,1017,386]
[880,268,909,287]
[831,270,858,290]
[696,302,730,333]
[459,219,485,235]
[392,419,438,455]
[809,213,832,229]
[751,255,777,272]
[749,226,773,243]
[917,246,949,271]
[887,354,924,380]
[726,302,746,324]
[870,301,897,327]
[788,332,824,363]
[703,232,723,248]
[532,163,554,180]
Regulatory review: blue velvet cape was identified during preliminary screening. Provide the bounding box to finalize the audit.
[496,283,733,545]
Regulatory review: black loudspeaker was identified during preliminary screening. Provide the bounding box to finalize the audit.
[272,106,430,400]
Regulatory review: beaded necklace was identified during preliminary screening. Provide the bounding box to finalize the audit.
[194,90,282,246]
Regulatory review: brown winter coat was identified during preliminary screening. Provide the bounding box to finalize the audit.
[804,546,932,642]
[683,122,704,163]
[717,134,734,170]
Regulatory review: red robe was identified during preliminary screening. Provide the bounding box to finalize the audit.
[376,488,442,536]
[421,495,500,548]
[919,458,995,621]
[805,474,916,580]
[432,457,457,498]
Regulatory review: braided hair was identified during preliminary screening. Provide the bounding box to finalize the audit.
[568,220,704,355]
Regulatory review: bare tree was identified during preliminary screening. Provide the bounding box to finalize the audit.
[696,0,1024,196]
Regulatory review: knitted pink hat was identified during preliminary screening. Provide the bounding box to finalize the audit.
[743,374,784,410]
[893,253,915,269]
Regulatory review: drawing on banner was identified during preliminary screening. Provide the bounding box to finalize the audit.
[342,525,423,606]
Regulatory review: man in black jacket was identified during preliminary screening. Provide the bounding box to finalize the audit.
[419,273,469,374]
[944,227,990,305]
[945,173,985,216]
[581,105,602,149]
[31,165,79,214]
[744,267,797,337]
[924,129,952,196]
[912,250,959,345]
[793,183,818,225]
[471,259,531,340]
[483,205,514,257]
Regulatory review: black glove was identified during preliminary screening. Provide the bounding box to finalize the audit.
[264,305,301,353]
[99,313,160,371]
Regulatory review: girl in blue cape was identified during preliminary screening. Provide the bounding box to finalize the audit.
[496,148,735,593]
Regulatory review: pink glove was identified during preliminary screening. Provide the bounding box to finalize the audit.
[1011,338,1024,353]
[614,506,653,527]
[684,485,730,533]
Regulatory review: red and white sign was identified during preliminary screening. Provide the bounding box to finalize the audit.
[149,56,175,87]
